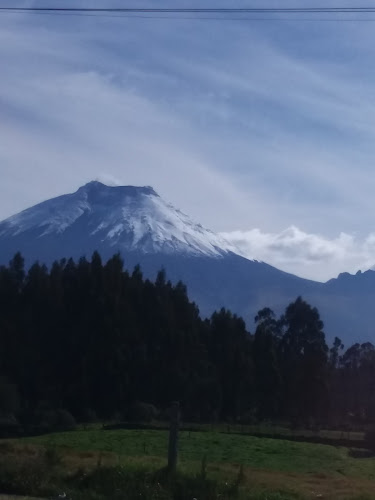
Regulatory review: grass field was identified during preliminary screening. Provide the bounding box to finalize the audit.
[96,421,367,443]
[170,422,366,444]
[19,429,374,476]
[0,428,369,499]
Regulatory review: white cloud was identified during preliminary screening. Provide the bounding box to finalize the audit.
[221,226,375,282]
[3,4,375,246]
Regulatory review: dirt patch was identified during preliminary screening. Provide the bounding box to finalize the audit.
[242,466,375,499]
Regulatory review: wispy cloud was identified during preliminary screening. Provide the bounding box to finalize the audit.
[2,3,375,280]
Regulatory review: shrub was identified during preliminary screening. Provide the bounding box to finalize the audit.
[43,447,63,468]
[0,461,57,498]
[0,377,20,415]
[70,465,221,500]
[0,412,21,437]
[81,408,97,428]
[364,428,375,451]
[125,401,158,423]
[237,410,257,425]
[38,409,77,432]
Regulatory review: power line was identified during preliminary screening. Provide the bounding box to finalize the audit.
[3,12,375,22]
[3,7,375,14]
[2,7,375,22]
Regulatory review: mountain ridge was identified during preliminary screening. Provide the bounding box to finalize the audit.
[0,181,240,260]
[1,181,375,344]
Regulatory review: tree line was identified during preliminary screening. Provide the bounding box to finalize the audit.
[0,251,374,429]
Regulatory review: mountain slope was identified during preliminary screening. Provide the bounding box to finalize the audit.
[0,181,374,344]
[0,181,238,260]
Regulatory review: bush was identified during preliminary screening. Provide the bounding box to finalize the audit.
[43,447,63,468]
[38,409,77,432]
[70,466,222,500]
[125,401,158,423]
[0,377,20,415]
[0,412,21,437]
[80,408,97,428]
[237,410,258,425]
[364,428,375,451]
[0,461,58,498]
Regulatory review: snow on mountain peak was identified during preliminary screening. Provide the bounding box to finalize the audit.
[78,181,158,199]
[0,182,240,258]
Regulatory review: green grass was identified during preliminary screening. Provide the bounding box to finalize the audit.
[180,422,365,443]
[83,421,366,442]
[2,428,375,499]
[21,428,375,479]
[0,445,304,500]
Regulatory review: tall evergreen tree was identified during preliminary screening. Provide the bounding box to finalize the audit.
[254,308,281,419]
[279,297,328,422]
[0,252,373,429]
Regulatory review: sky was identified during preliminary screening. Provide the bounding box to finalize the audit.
[1,1,375,281]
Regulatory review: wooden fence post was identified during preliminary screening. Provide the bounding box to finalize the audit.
[168,401,180,473]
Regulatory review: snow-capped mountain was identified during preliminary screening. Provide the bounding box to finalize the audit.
[1,181,375,345]
[0,181,239,259]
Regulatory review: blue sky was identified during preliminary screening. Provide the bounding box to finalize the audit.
[2,1,375,280]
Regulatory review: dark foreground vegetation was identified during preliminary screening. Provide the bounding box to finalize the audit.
[2,428,375,500]
[1,252,375,434]
[0,451,247,500]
